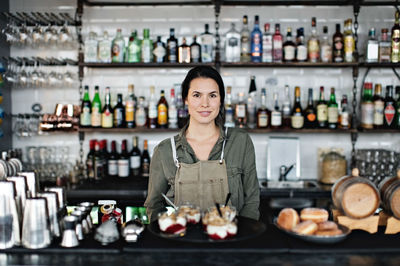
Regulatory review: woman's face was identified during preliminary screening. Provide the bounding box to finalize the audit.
[185,77,221,126]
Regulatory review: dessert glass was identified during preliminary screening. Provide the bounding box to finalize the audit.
[157,211,187,237]
[178,204,201,224]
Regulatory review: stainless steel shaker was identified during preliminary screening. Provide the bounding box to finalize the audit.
[22,197,51,249]
[0,181,21,247]
[38,192,61,238]
[18,172,39,198]
[45,187,67,217]
[6,176,28,222]
[60,216,79,248]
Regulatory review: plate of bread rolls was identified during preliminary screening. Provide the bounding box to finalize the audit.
[274,207,350,244]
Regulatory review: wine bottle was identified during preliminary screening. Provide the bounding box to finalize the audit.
[91,86,102,128]
[118,139,130,178]
[141,139,151,178]
[304,88,317,128]
[291,86,304,129]
[327,87,339,129]
[157,90,168,128]
[130,136,141,178]
[101,87,113,128]
[317,86,328,128]
[167,28,178,63]
[80,85,91,127]
[107,140,118,179]
[113,93,125,128]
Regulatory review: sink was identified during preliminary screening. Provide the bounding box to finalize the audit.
[259,180,319,189]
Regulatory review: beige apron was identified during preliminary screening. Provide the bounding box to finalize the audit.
[171,128,230,212]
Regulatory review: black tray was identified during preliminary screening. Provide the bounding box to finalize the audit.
[148,216,266,243]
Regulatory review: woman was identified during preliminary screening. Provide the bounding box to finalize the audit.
[144,66,260,222]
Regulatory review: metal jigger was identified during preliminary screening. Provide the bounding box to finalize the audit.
[60,216,79,248]
[75,206,92,233]
[70,211,84,240]
[78,202,94,230]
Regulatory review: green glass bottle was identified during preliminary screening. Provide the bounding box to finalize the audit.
[328,87,339,129]
[91,86,102,128]
[141,29,153,63]
[80,85,92,127]
[127,30,141,63]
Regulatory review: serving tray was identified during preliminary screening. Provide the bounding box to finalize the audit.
[148,216,266,243]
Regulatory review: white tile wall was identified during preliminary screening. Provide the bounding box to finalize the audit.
[9,0,400,180]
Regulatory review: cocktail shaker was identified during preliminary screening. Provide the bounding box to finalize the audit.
[18,172,39,197]
[6,176,27,222]
[38,192,60,238]
[0,181,21,247]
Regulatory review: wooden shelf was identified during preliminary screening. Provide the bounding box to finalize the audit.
[80,62,214,68]
[221,62,358,68]
[357,128,400,133]
[78,127,179,133]
[359,62,400,68]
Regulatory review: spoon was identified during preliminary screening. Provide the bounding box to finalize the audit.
[161,193,178,210]
[224,193,231,206]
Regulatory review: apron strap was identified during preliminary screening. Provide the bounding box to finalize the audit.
[220,127,228,164]
[170,137,180,168]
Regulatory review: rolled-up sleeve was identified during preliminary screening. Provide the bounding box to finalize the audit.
[239,134,260,220]
[144,145,169,222]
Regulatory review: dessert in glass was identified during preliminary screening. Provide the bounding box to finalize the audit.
[204,214,238,240]
[178,204,201,224]
[207,205,237,222]
[157,211,187,236]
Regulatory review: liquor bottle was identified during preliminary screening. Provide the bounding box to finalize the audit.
[250,15,262,62]
[98,31,111,63]
[282,85,292,127]
[136,96,147,128]
[339,95,350,129]
[372,83,384,129]
[141,29,153,63]
[84,31,98,63]
[157,90,168,128]
[200,24,213,63]
[343,19,355,63]
[308,17,320,63]
[296,28,307,62]
[247,76,257,128]
[80,85,91,127]
[332,24,344,63]
[113,94,125,128]
[91,86,102,128]
[86,139,96,180]
[125,84,136,128]
[304,88,317,128]
[167,28,178,63]
[107,140,118,179]
[262,23,273,63]
[391,11,400,63]
[100,139,108,179]
[118,139,130,178]
[127,30,141,63]
[366,28,379,63]
[327,87,339,129]
[273,24,283,62]
[178,37,191,63]
[361,82,374,129]
[257,88,270,128]
[395,87,400,129]
[224,86,235,127]
[141,140,151,178]
[379,28,391,63]
[283,27,296,62]
[177,90,188,128]
[320,26,332,63]
[190,35,201,63]
[130,136,141,177]
[153,36,166,63]
[316,86,328,128]
[291,86,304,129]
[148,86,157,128]
[271,92,282,129]
[384,85,396,128]
[240,16,251,62]
[168,88,178,129]
[93,141,105,181]
[235,92,247,128]
[111,29,125,63]
[101,87,113,128]
[225,23,241,63]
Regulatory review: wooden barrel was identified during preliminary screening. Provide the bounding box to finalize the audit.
[331,168,380,219]
[378,170,400,220]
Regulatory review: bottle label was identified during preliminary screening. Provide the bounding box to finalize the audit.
[262,35,273,62]
[283,46,295,61]
[291,115,304,129]
[168,42,177,62]
[80,107,91,126]
[306,113,316,122]
[180,48,190,63]
[271,111,282,126]
[99,42,111,62]
[384,104,396,125]
[130,156,141,169]
[344,36,354,62]
[128,43,141,63]
[317,104,328,122]
[379,46,391,62]
[118,159,130,177]
[142,43,152,63]
[102,111,113,128]
[391,32,400,62]
[308,40,320,61]
[333,37,344,62]
[114,110,124,125]
[251,33,262,58]
[136,109,147,126]
[142,162,150,177]
[373,101,384,126]
[153,45,166,59]
[361,102,374,127]
[126,101,135,122]
[158,103,168,125]
[328,107,338,123]
[112,42,124,62]
[258,113,268,127]
[91,107,101,127]
[148,105,157,119]
[340,112,349,127]
[86,160,94,179]
[85,43,97,62]
[236,104,246,118]
[168,106,178,126]
[321,45,332,62]
[296,45,307,61]
[273,40,282,61]
[225,108,234,125]
[108,160,118,176]
[201,44,213,62]
[191,46,200,60]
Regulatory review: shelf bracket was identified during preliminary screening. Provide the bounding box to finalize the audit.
[213,0,222,72]
[352,66,359,129]
[350,131,358,170]
[353,0,361,63]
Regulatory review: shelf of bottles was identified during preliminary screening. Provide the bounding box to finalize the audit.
[79,62,214,68]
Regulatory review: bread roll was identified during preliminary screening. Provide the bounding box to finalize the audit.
[315,229,343,236]
[293,220,318,235]
[300,208,329,223]
[277,208,300,231]
[317,221,338,231]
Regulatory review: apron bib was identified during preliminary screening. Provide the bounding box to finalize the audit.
[171,128,230,212]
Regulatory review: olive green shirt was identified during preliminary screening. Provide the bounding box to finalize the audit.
[144,125,260,222]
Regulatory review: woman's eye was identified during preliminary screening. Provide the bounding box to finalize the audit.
[210,94,217,98]
[193,93,200,98]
